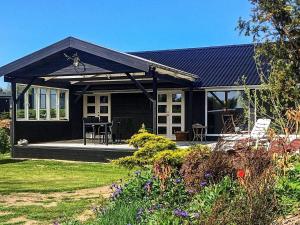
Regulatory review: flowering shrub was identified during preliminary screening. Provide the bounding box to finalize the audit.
[97,122,299,224]
[180,150,235,193]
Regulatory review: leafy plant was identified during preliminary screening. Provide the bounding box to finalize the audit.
[0,128,10,154]
[113,128,176,168]
[180,150,235,193]
[238,0,300,133]
[0,112,10,120]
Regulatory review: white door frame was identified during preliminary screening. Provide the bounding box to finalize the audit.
[157,90,185,139]
[83,94,111,122]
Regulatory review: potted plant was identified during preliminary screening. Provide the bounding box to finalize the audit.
[175,131,189,141]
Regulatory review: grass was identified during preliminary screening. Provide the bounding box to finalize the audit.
[0,153,131,224]
[0,198,103,224]
[0,155,130,194]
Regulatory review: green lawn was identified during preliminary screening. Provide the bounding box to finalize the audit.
[0,154,130,194]
[0,153,130,224]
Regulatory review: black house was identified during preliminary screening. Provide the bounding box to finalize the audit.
[0,37,261,161]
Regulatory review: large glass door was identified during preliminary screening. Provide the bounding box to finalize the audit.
[157,91,185,139]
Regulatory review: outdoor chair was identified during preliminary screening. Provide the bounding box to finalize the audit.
[83,117,99,143]
[98,120,114,144]
[192,123,207,142]
[223,118,271,150]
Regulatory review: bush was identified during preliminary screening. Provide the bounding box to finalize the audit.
[0,119,10,131]
[0,112,10,120]
[128,129,158,148]
[205,168,278,225]
[180,150,235,193]
[0,128,10,154]
[153,149,190,169]
[113,128,176,168]
[133,139,176,160]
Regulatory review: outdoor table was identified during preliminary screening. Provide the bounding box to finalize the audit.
[83,122,112,145]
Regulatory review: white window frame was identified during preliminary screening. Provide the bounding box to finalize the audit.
[16,84,69,121]
[205,87,257,136]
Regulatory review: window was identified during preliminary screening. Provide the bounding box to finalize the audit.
[59,91,68,120]
[16,84,69,121]
[16,85,26,119]
[39,88,47,120]
[207,90,252,134]
[50,89,57,119]
[28,87,37,120]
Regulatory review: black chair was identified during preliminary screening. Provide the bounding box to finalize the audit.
[83,117,99,143]
[98,120,113,144]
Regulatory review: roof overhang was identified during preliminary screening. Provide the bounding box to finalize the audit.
[0,37,197,85]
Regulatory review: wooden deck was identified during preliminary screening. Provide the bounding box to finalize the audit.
[12,139,215,162]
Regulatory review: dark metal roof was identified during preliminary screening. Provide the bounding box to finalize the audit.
[130,44,259,87]
[0,37,196,82]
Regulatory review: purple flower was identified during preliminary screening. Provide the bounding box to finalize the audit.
[204,172,213,179]
[200,181,207,187]
[143,179,153,190]
[53,222,59,225]
[134,170,141,176]
[110,183,123,199]
[174,209,189,218]
[187,189,195,194]
[175,178,181,183]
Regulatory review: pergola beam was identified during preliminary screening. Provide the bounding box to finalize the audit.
[125,73,154,102]
[74,85,90,103]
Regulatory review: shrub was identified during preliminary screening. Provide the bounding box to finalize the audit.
[180,150,235,193]
[0,119,10,131]
[134,139,176,160]
[0,128,10,154]
[153,149,190,169]
[128,130,157,148]
[205,167,278,225]
[0,112,10,120]
[114,129,176,168]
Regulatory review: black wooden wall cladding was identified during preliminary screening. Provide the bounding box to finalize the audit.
[111,92,153,139]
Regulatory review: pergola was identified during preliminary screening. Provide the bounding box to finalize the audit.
[0,37,197,144]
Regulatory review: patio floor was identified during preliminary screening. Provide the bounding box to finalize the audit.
[13,139,216,162]
[25,139,215,150]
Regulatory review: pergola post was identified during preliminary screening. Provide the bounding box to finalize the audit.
[188,87,193,140]
[152,71,158,134]
[10,82,16,156]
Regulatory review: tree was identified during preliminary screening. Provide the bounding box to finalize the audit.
[237,0,300,133]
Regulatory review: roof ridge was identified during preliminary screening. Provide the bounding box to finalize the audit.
[129,43,254,54]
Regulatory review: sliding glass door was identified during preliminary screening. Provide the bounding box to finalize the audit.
[206,90,255,135]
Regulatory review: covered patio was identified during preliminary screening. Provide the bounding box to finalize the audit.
[12,139,214,162]
[0,37,200,160]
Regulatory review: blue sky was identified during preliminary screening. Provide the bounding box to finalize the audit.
[0,0,252,88]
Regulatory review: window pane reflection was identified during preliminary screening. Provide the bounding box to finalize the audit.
[207,91,250,134]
